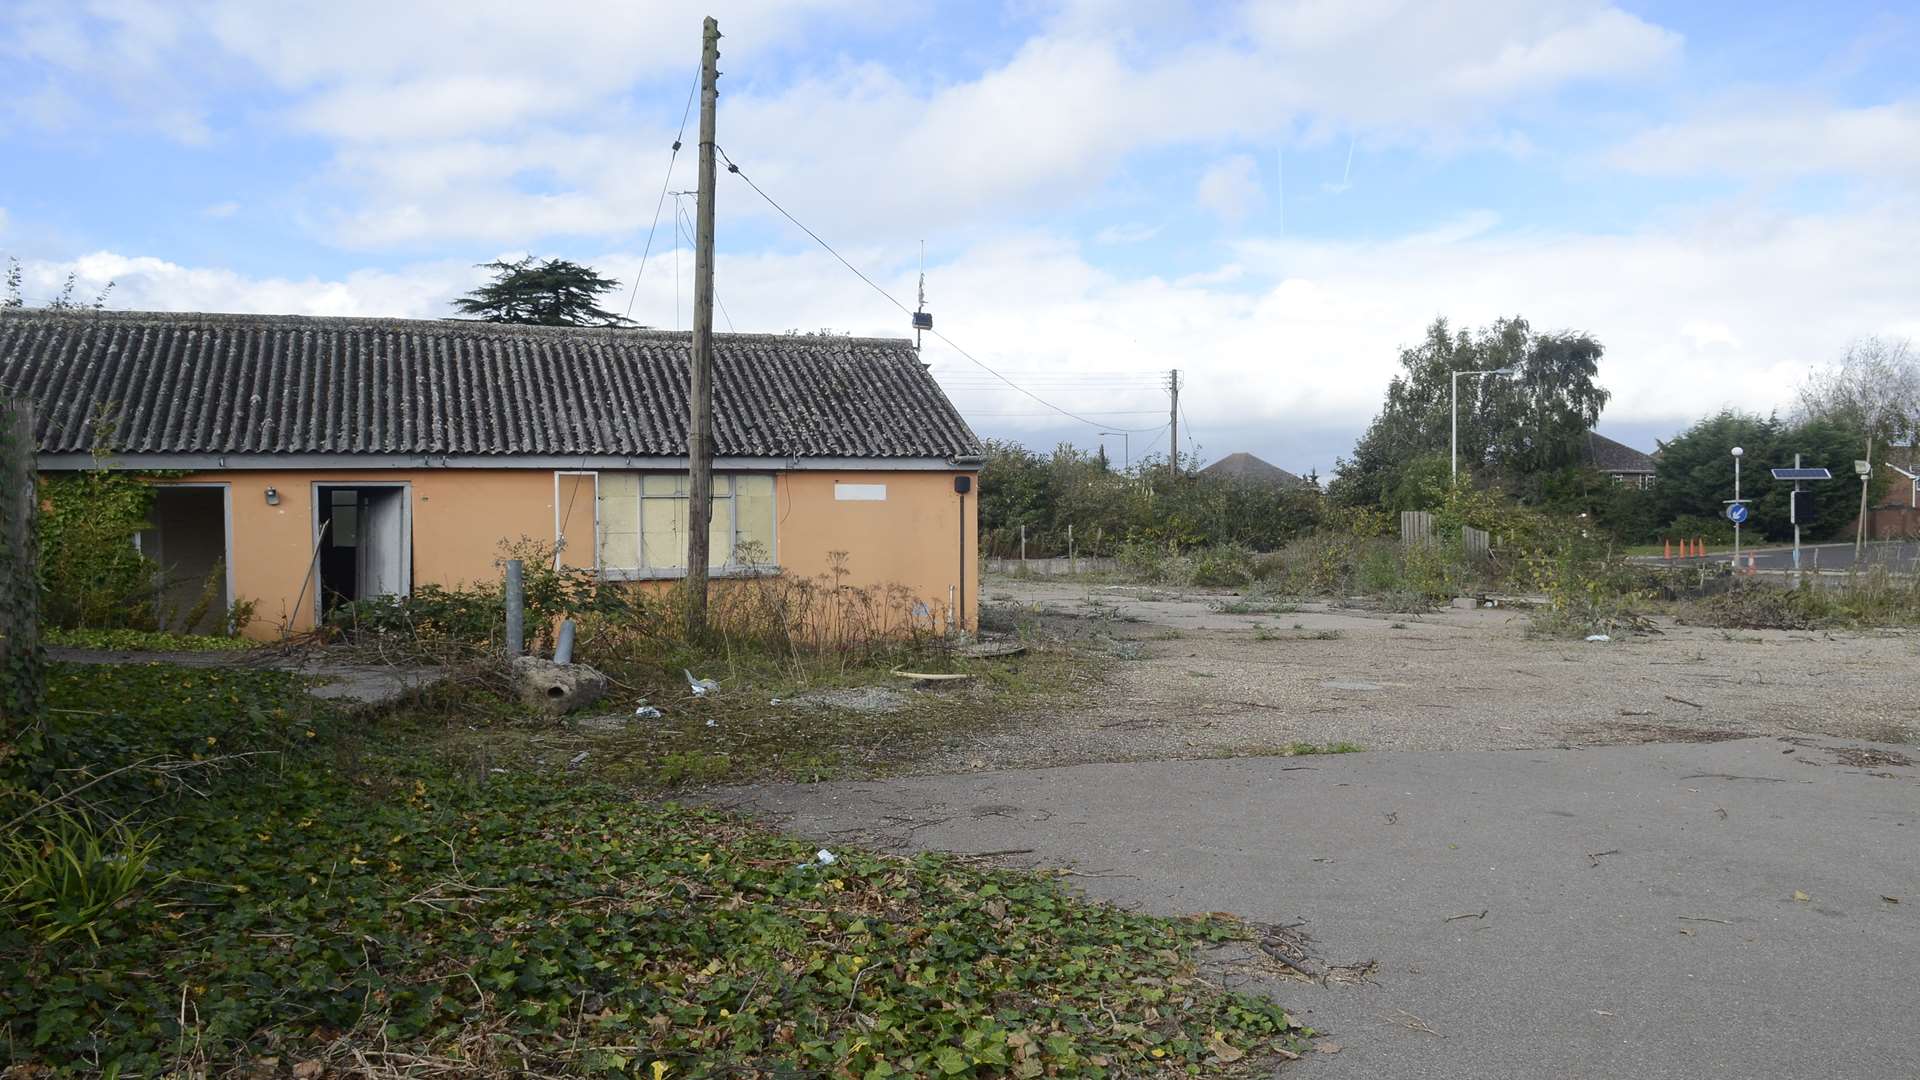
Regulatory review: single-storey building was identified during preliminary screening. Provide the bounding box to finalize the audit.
[1,309,984,639]
[1582,431,1657,489]
[1198,451,1311,489]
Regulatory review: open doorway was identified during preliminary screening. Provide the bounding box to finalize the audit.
[315,484,412,617]
[137,484,232,632]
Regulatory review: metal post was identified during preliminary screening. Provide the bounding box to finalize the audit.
[1791,453,1803,585]
[1732,450,1741,568]
[553,618,576,664]
[1450,371,1460,482]
[504,558,525,657]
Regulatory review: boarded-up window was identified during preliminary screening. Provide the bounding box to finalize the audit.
[589,472,774,575]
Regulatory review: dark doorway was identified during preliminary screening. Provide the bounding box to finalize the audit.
[316,485,411,616]
[137,485,231,632]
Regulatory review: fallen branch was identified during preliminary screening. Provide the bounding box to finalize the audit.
[1586,849,1621,867]
[1443,909,1488,922]
[1678,915,1732,925]
[1663,694,1705,709]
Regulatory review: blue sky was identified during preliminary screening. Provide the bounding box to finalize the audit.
[4,0,1918,475]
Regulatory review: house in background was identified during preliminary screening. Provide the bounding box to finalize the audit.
[2,309,983,638]
[1199,451,1312,489]
[1582,431,1658,488]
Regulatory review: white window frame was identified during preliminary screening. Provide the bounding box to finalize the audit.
[578,471,778,581]
[553,470,600,571]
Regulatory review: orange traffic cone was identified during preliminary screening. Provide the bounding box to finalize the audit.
[1664,539,1672,560]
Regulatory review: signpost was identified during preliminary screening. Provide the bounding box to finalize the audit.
[1772,459,1833,582]
[1727,446,1746,568]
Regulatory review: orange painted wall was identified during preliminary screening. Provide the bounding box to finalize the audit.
[772,471,978,632]
[158,467,977,639]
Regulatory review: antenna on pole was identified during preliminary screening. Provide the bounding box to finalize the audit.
[911,239,932,350]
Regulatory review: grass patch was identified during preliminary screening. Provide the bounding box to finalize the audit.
[4,663,1308,1076]
[1299,630,1345,641]
[405,645,1092,792]
[42,626,257,652]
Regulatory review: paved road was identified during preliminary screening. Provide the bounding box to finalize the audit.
[730,737,1919,1079]
[1642,540,1919,573]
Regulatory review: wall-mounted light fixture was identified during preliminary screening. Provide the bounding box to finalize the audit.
[264,486,280,506]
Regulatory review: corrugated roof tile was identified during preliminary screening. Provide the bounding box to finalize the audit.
[1,310,981,461]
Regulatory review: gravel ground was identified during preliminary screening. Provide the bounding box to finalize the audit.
[923,576,1920,772]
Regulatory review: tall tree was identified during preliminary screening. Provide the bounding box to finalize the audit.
[453,257,630,326]
[1329,316,1609,506]
[1795,337,1919,543]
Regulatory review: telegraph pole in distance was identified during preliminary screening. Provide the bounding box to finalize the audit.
[1168,369,1181,476]
[684,15,720,638]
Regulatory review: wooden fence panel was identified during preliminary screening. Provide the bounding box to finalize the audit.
[1400,511,1433,545]
[1463,525,1491,560]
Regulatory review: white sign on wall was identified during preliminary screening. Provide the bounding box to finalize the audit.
[834,483,887,502]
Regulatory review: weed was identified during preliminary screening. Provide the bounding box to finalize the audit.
[653,749,733,787]
[42,627,256,652]
[1,807,168,945]
[1301,629,1345,640]
[1274,741,1364,756]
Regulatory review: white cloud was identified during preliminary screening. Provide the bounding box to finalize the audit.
[1094,222,1161,245]
[22,194,1919,463]
[1196,155,1264,223]
[8,252,480,318]
[1610,100,1920,178]
[201,201,241,219]
[0,0,1689,249]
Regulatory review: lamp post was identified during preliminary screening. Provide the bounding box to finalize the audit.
[1451,367,1516,482]
[1098,431,1130,472]
[1731,445,1743,568]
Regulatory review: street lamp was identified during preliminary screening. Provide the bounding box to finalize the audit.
[1098,431,1130,471]
[1731,445,1743,568]
[1450,367,1516,482]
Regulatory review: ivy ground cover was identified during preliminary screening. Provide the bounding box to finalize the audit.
[3,663,1310,1077]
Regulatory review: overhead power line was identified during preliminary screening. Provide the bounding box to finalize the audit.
[622,68,702,323]
[714,143,1166,434]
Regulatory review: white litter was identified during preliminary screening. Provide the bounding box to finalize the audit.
[684,669,718,696]
[705,718,717,727]
[1584,634,1611,643]
[567,751,590,769]
[797,848,838,870]
[634,705,663,719]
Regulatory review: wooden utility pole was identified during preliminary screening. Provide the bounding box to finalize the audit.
[684,15,720,637]
[1167,369,1181,475]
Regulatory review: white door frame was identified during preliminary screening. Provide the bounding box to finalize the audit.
[139,481,237,632]
[309,480,413,625]
[553,470,599,571]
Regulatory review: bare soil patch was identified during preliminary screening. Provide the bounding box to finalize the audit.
[939,576,1920,773]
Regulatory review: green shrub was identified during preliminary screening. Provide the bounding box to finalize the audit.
[42,627,256,652]
[1189,544,1256,587]
[37,470,158,630]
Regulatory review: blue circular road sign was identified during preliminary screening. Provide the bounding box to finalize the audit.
[1727,503,1749,524]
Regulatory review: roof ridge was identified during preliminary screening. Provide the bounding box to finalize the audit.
[0,307,913,347]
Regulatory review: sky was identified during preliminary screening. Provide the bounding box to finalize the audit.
[4,0,1919,477]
